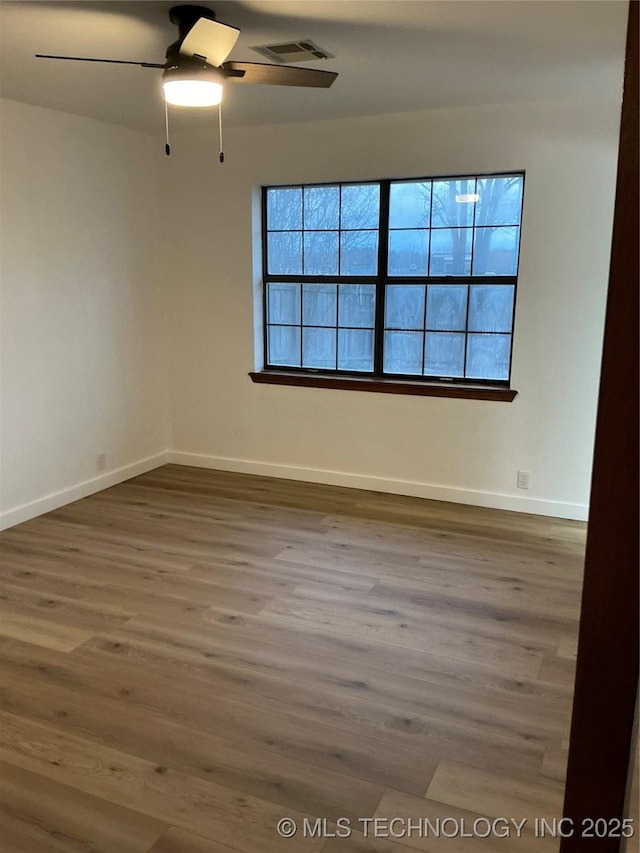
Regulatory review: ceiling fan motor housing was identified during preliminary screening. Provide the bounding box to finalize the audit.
[169,5,217,38]
[162,61,224,85]
[166,5,218,63]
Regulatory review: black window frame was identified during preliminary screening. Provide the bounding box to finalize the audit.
[261,171,524,388]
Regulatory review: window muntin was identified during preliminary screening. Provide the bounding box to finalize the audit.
[266,183,380,277]
[263,173,523,385]
[266,281,376,371]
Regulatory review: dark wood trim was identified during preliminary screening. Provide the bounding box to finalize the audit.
[561,3,639,850]
[249,370,517,401]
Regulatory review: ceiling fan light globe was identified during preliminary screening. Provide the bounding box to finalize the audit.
[163,79,223,107]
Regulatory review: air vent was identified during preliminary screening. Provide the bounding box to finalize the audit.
[251,40,333,65]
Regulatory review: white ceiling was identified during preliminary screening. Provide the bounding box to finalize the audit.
[0,0,628,133]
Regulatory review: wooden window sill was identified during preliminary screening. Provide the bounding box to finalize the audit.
[249,371,517,402]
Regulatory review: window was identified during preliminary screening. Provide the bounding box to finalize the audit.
[261,173,524,388]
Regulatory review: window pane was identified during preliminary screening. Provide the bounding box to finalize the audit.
[267,187,302,230]
[472,226,520,275]
[389,181,431,228]
[431,178,476,228]
[424,332,465,377]
[268,325,300,366]
[385,285,425,330]
[267,282,300,325]
[268,232,302,275]
[426,285,467,331]
[338,329,374,371]
[303,284,336,327]
[388,230,429,276]
[429,228,472,275]
[466,334,511,380]
[263,174,522,383]
[340,230,378,275]
[468,285,514,333]
[304,185,339,230]
[302,327,336,369]
[338,284,375,328]
[384,331,423,375]
[341,184,380,229]
[303,231,338,275]
[475,176,523,226]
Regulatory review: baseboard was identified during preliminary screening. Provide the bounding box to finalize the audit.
[168,451,589,521]
[0,451,170,531]
[0,448,588,529]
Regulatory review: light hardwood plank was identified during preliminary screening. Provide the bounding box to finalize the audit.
[258,590,546,677]
[541,745,568,783]
[537,654,576,687]
[0,712,323,853]
[320,831,408,852]
[148,827,245,853]
[1,565,243,626]
[369,571,580,622]
[0,609,93,652]
[0,824,69,853]
[0,582,132,633]
[0,761,166,853]
[556,635,578,660]
[0,667,386,825]
[87,616,567,747]
[426,759,564,824]
[372,788,559,852]
[0,637,437,795]
[0,552,271,615]
[190,556,377,594]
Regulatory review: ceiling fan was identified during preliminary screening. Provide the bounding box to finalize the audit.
[35,4,338,158]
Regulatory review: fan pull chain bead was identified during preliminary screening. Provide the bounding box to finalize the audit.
[164,102,171,156]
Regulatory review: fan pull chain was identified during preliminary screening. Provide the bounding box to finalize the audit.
[164,102,171,156]
[218,101,224,163]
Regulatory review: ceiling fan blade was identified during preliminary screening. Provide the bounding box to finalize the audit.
[223,62,337,88]
[35,54,165,68]
[179,18,239,67]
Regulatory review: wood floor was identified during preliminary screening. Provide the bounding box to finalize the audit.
[0,464,588,852]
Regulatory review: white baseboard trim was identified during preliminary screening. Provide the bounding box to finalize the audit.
[0,451,170,531]
[168,451,588,521]
[0,449,588,529]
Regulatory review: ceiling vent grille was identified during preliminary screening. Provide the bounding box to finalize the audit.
[250,40,333,65]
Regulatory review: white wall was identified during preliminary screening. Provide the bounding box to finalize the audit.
[0,95,621,527]
[162,98,621,519]
[0,98,169,528]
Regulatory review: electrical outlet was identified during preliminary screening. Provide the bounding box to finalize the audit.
[517,470,530,490]
[96,452,107,472]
